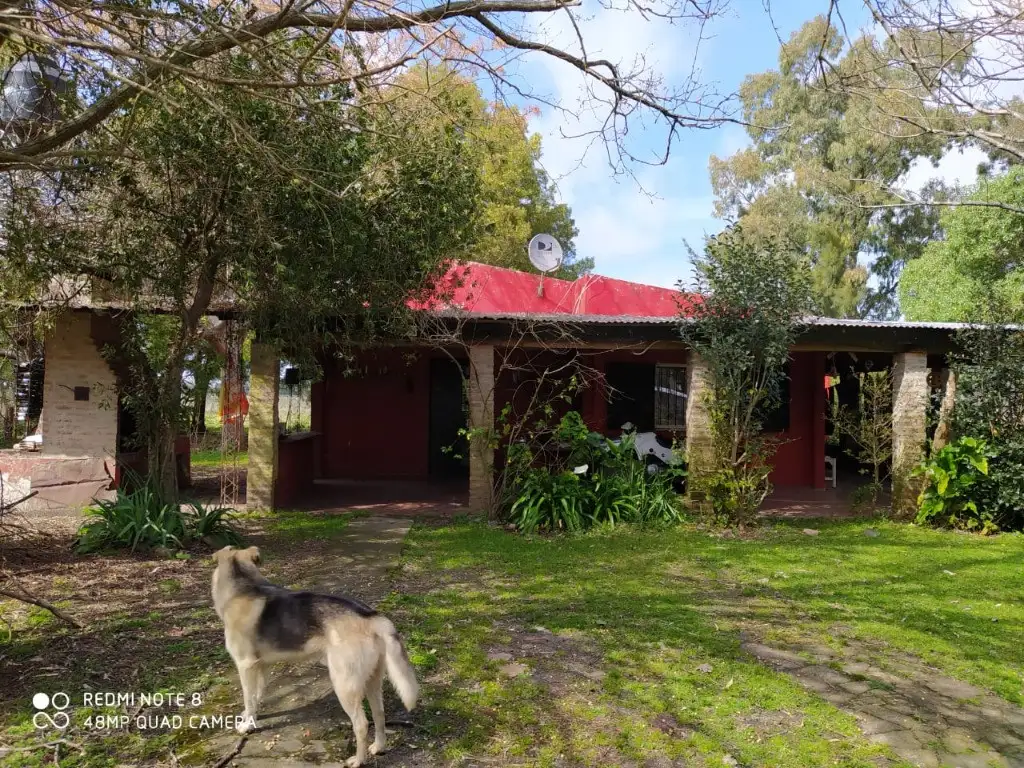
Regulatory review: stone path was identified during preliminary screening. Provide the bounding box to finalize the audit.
[205,516,412,768]
[742,634,1024,767]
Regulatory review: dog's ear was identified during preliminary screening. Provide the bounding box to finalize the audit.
[240,546,261,566]
[212,545,236,565]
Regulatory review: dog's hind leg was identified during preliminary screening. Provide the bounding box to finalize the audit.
[326,648,371,768]
[367,664,387,756]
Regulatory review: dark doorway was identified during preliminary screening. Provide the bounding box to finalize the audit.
[607,362,655,432]
[429,357,469,479]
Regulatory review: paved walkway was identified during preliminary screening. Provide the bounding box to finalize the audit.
[204,516,412,768]
[743,634,1024,767]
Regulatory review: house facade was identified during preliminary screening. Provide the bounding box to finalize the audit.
[1,263,959,515]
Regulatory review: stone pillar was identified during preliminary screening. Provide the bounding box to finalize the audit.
[685,351,714,495]
[247,342,279,511]
[892,350,929,516]
[467,344,495,515]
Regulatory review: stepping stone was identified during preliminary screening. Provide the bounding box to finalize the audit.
[499,662,529,677]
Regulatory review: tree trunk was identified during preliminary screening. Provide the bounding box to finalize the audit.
[192,374,210,436]
[931,369,956,453]
[149,417,179,502]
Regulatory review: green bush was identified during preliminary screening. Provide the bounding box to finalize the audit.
[914,437,998,533]
[507,412,685,533]
[75,483,242,554]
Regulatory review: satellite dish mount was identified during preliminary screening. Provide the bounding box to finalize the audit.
[528,234,564,297]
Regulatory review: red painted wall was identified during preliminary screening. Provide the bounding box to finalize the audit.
[769,351,826,488]
[314,345,824,488]
[320,349,432,479]
[277,434,316,508]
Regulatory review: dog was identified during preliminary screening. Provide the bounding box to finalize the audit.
[211,545,419,767]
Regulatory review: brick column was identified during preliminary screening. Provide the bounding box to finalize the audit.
[685,351,714,495]
[467,344,495,514]
[892,350,929,516]
[41,312,118,458]
[247,342,279,511]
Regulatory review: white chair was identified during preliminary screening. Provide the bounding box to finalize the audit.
[824,456,837,489]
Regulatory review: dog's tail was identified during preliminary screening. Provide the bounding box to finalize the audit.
[374,616,419,711]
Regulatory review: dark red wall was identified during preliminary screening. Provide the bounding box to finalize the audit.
[277,434,316,507]
[320,349,432,479]
[314,344,824,489]
[769,351,826,488]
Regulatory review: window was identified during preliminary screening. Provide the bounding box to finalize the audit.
[654,364,687,430]
[605,362,687,432]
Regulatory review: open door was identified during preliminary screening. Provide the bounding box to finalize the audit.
[428,357,469,479]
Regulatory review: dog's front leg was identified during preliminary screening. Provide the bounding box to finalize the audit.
[234,657,262,734]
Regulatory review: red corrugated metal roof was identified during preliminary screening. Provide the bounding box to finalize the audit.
[413,262,697,317]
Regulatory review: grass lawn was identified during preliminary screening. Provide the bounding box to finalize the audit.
[189,449,248,470]
[386,518,1024,767]
[1,514,1021,767]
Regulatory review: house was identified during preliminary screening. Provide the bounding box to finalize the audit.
[1,262,960,515]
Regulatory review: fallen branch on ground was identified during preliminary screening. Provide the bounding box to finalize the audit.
[0,578,81,629]
[212,735,247,768]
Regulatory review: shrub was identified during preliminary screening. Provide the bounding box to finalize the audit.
[914,437,998,533]
[922,324,1024,532]
[506,411,685,532]
[75,483,242,554]
[678,227,815,525]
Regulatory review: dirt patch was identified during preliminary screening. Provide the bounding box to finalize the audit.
[487,621,606,697]
[734,708,804,739]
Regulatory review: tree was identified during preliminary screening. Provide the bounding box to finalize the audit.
[2,61,480,498]
[901,167,1024,322]
[710,16,947,318]
[828,367,893,503]
[680,227,815,524]
[0,0,737,175]
[395,66,585,277]
[815,0,1024,213]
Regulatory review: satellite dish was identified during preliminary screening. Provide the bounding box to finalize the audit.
[528,234,563,273]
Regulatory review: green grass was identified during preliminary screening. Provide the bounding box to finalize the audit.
[386,518,1024,766]
[189,449,247,469]
[264,510,358,541]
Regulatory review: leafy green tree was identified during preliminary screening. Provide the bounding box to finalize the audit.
[900,168,1024,322]
[709,16,947,318]
[3,60,479,498]
[394,67,584,278]
[680,227,815,524]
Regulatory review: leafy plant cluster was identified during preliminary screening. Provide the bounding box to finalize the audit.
[74,479,242,554]
[506,412,685,533]
[828,367,893,508]
[914,437,1001,533]
[914,325,1024,533]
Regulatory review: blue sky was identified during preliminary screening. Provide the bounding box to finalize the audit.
[498,0,980,290]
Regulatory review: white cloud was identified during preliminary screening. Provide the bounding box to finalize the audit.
[572,183,718,287]
[899,145,988,193]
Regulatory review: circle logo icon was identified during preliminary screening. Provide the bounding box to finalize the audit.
[32,691,69,730]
